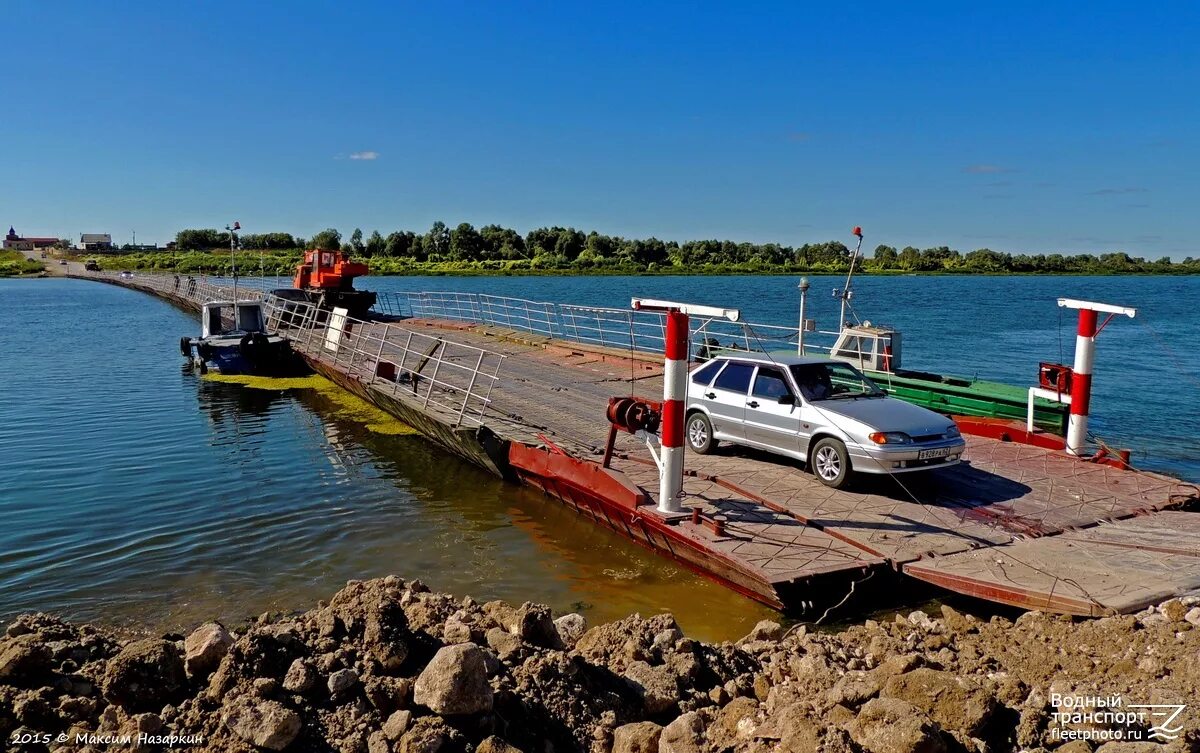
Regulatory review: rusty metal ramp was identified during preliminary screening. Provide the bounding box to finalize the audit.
[904,510,1200,616]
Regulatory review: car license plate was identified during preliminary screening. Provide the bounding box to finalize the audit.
[917,447,952,460]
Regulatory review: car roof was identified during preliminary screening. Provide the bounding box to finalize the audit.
[703,351,830,367]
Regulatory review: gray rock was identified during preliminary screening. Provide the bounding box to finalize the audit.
[0,634,51,679]
[659,711,705,753]
[507,602,562,649]
[283,659,318,693]
[368,730,392,753]
[612,721,662,753]
[485,627,522,661]
[412,643,493,715]
[847,697,946,753]
[102,639,187,712]
[442,617,472,644]
[623,660,682,714]
[553,613,587,648]
[328,667,359,696]
[383,709,413,740]
[739,619,784,643]
[476,736,524,753]
[183,622,233,679]
[223,698,302,751]
[1184,606,1200,627]
[881,668,996,736]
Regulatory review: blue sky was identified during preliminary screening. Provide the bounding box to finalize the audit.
[3,1,1197,257]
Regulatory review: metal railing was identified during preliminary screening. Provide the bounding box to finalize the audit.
[379,290,857,361]
[80,271,505,429]
[266,294,505,428]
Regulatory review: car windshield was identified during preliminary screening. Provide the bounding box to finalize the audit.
[789,362,885,401]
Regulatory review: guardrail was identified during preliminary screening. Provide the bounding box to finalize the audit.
[80,271,504,429]
[266,294,505,428]
[378,290,852,360]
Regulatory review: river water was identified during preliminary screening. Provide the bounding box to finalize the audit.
[1,275,1196,640]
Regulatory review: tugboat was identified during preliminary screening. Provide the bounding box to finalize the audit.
[179,300,303,375]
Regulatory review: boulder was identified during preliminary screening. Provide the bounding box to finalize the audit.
[1185,606,1200,627]
[183,622,233,679]
[282,658,318,693]
[659,711,705,753]
[486,627,522,662]
[612,721,663,753]
[383,709,413,740]
[1159,599,1187,622]
[102,639,187,712]
[476,736,523,753]
[553,613,587,648]
[0,634,52,680]
[881,668,996,736]
[507,602,562,649]
[398,716,453,753]
[847,697,946,753]
[623,660,682,714]
[328,668,359,696]
[412,643,493,715]
[223,698,302,751]
[739,620,784,643]
[825,670,883,707]
[707,696,760,750]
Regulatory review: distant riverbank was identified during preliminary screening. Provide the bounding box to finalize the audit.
[70,250,1200,278]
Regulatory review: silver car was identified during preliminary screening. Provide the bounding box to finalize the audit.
[685,353,966,488]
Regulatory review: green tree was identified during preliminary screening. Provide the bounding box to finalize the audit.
[383,231,417,258]
[310,228,341,250]
[872,245,898,269]
[424,221,450,259]
[345,228,364,254]
[365,230,385,257]
[450,223,483,261]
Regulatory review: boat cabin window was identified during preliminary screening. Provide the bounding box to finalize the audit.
[236,305,264,333]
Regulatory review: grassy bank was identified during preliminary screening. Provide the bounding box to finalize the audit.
[74,250,1200,277]
[0,250,46,277]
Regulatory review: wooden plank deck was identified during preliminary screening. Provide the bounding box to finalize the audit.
[77,272,1200,614]
[362,317,1199,612]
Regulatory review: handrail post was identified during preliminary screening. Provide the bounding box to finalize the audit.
[457,351,486,427]
[371,323,389,385]
[423,340,443,409]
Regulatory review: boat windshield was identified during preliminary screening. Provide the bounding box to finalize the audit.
[789,362,885,401]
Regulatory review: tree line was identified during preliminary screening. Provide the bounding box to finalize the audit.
[166,224,1199,275]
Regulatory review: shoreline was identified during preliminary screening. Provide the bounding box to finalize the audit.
[3,577,1197,752]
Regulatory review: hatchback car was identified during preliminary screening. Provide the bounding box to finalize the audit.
[685,353,966,488]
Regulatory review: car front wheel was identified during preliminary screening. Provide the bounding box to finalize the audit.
[810,437,851,488]
[686,412,717,454]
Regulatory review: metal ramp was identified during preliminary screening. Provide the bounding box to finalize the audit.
[904,510,1200,615]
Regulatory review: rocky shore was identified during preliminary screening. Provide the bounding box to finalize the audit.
[2,577,1198,753]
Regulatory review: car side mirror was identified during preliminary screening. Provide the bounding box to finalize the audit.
[777,394,795,405]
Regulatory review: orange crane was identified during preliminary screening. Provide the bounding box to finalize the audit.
[281,248,377,318]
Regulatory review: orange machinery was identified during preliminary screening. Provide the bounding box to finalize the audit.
[286,249,377,318]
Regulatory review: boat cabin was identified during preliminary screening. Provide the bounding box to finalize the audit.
[830,324,902,373]
[201,301,267,339]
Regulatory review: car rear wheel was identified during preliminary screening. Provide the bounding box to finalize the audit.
[810,437,850,488]
[686,412,717,454]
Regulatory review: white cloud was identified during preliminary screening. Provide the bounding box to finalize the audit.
[348,151,379,161]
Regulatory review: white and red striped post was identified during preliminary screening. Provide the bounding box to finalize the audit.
[1057,299,1137,456]
[660,310,689,512]
[632,298,740,514]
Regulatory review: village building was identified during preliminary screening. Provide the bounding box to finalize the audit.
[78,233,113,252]
[4,227,61,251]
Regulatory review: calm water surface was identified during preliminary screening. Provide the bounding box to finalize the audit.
[1,274,1196,641]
